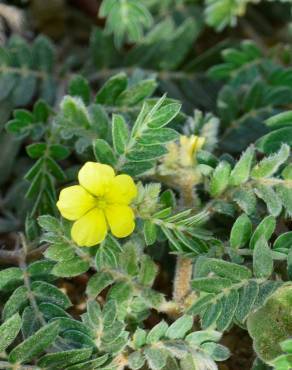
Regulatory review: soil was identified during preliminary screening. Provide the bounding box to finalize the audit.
[221,327,255,370]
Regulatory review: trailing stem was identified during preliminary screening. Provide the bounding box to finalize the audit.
[173,256,193,302]
[173,182,195,302]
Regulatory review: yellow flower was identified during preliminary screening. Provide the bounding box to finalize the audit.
[56,162,137,247]
[179,135,205,167]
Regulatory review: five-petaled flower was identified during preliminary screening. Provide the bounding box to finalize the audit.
[57,162,137,247]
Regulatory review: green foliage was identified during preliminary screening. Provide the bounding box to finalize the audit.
[89,17,202,72]
[93,93,181,175]
[230,213,252,249]
[205,0,253,30]
[0,314,22,353]
[247,284,292,363]
[147,209,213,257]
[128,322,229,370]
[99,0,153,47]
[208,39,292,153]
[203,144,292,218]
[1,1,292,369]
[188,256,280,330]
[253,237,273,279]
[9,321,60,364]
[0,35,56,111]
[209,160,231,196]
[39,215,91,277]
[272,339,292,370]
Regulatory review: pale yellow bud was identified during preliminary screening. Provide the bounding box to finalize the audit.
[179,135,205,167]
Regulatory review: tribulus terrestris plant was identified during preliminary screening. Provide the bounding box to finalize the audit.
[0,1,292,369]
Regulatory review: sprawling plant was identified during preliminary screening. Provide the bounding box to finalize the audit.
[0,1,292,370]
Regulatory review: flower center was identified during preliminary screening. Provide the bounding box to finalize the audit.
[95,197,107,209]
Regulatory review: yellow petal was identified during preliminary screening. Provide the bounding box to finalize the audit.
[105,205,135,238]
[71,208,107,247]
[106,174,137,205]
[193,136,205,152]
[78,162,115,197]
[56,185,96,221]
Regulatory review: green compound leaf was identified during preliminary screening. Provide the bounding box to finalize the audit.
[128,351,146,370]
[146,321,168,344]
[249,215,276,249]
[86,271,114,297]
[93,138,117,166]
[26,142,47,159]
[0,313,22,353]
[216,289,239,331]
[165,315,193,339]
[112,114,129,155]
[251,144,290,179]
[192,277,233,293]
[272,354,292,370]
[235,280,259,323]
[195,257,252,281]
[144,347,168,370]
[254,184,282,217]
[256,127,292,154]
[95,72,127,105]
[147,102,181,129]
[188,294,216,315]
[138,255,158,287]
[274,232,292,250]
[116,79,157,106]
[253,237,273,279]
[38,348,93,368]
[31,281,72,309]
[52,258,90,277]
[205,0,251,31]
[210,160,231,197]
[2,286,28,320]
[201,302,222,329]
[230,213,252,249]
[247,284,292,362]
[186,330,222,345]
[201,342,230,361]
[117,95,181,175]
[9,321,60,364]
[0,267,23,290]
[100,0,153,47]
[69,74,90,105]
[229,145,254,186]
[280,339,292,354]
[265,111,292,129]
[143,220,157,246]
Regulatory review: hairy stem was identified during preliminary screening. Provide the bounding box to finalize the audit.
[173,257,193,302]
[19,234,47,326]
[173,182,195,302]
[0,244,47,266]
[0,361,38,370]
